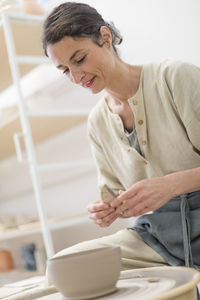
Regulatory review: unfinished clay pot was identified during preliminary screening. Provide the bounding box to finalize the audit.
[47,246,121,299]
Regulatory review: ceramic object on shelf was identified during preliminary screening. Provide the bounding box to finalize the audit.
[21,0,45,15]
[20,243,37,271]
[47,246,121,299]
[0,249,14,271]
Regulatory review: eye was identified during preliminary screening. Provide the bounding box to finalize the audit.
[76,56,86,64]
[63,67,69,74]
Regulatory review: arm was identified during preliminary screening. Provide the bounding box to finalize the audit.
[111,168,200,217]
[166,167,200,196]
[87,120,123,226]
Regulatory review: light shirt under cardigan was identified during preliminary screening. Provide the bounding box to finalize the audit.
[87,60,200,269]
[124,126,143,155]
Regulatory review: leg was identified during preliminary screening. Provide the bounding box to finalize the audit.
[53,229,168,270]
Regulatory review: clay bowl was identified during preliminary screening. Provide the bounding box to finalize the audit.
[47,246,121,299]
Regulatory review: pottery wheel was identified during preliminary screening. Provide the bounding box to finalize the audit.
[92,276,176,300]
[62,276,176,300]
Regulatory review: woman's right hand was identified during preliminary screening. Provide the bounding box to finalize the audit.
[87,200,120,227]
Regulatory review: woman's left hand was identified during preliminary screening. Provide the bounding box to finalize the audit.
[111,176,176,217]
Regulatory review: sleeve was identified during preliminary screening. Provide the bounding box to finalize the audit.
[87,119,124,202]
[166,61,200,152]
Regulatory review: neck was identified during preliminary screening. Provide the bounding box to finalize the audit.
[105,60,142,104]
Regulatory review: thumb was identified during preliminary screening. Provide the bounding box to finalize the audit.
[118,190,125,195]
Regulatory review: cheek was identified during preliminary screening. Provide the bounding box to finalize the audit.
[96,58,111,78]
[88,51,110,73]
[100,62,112,82]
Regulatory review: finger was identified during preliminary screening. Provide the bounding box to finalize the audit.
[87,201,110,213]
[106,213,120,226]
[88,207,116,220]
[114,192,141,214]
[95,210,118,226]
[118,190,125,195]
[102,210,118,223]
[115,198,134,214]
[97,213,119,227]
[111,189,137,208]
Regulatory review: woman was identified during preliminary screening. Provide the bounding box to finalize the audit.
[42,2,200,270]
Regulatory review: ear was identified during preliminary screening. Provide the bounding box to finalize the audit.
[99,26,112,47]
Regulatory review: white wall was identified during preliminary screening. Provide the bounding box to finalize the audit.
[45,0,200,65]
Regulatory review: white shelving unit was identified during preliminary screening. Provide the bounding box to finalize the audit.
[0,213,89,242]
[0,12,92,259]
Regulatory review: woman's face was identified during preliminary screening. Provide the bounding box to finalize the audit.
[47,34,116,94]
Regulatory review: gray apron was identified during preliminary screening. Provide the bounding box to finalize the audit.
[132,190,200,269]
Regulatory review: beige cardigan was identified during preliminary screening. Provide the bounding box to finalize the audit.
[87,60,200,196]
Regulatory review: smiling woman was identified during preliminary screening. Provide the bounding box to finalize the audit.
[42,1,200,285]
[42,3,123,94]
[45,33,118,94]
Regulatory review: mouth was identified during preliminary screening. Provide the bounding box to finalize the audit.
[82,76,96,88]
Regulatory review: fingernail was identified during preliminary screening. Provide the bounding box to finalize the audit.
[96,219,102,224]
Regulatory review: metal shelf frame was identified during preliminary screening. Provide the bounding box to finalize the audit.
[1,12,92,258]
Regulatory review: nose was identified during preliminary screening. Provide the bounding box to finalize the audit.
[68,68,85,84]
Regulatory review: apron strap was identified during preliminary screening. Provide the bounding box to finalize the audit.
[180,194,194,267]
[180,195,200,300]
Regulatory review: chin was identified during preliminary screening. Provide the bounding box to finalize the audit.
[90,84,105,95]
[90,89,102,95]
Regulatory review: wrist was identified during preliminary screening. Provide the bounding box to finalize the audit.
[164,173,180,198]
[165,167,200,196]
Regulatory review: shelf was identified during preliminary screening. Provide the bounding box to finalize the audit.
[38,160,93,172]
[27,109,91,117]
[0,213,88,242]
[0,114,87,160]
[0,269,43,287]
[0,12,93,161]
[0,12,45,92]
[0,11,93,258]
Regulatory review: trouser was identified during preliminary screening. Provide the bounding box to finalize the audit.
[52,228,169,270]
